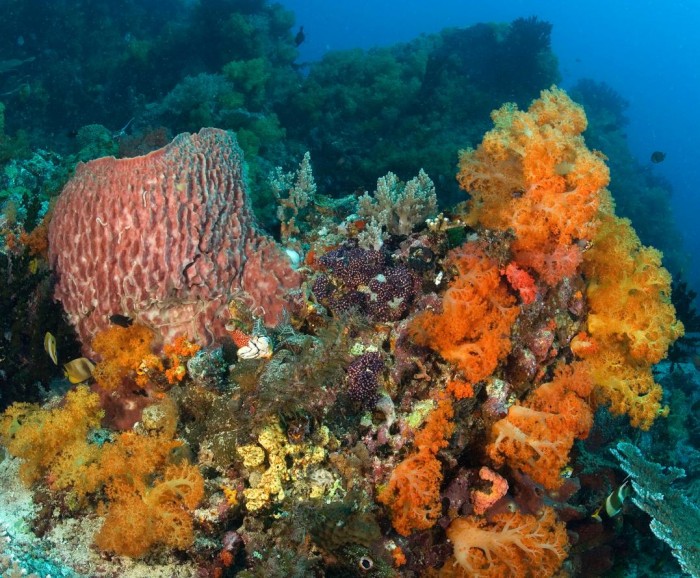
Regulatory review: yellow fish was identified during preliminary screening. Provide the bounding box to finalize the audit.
[44,332,58,365]
[63,358,95,384]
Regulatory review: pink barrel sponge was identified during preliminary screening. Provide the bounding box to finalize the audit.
[48,128,299,353]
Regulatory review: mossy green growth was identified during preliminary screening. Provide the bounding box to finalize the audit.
[223,57,270,108]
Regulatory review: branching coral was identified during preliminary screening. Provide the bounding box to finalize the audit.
[410,241,519,385]
[458,86,610,285]
[440,506,568,578]
[358,169,437,237]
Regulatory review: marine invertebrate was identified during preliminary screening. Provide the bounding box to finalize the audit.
[440,506,568,578]
[410,241,519,385]
[94,461,205,557]
[0,385,103,486]
[471,466,509,515]
[378,398,454,535]
[358,169,437,238]
[346,351,384,408]
[312,241,420,322]
[458,86,610,285]
[91,324,155,390]
[48,128,300,355]
[576,214,683,429]
[488,362,594,490]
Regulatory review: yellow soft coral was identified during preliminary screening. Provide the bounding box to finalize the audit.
[0,386,103,486]
[458,86,610,285]
[91,324,156,390]
[578,214,683,429]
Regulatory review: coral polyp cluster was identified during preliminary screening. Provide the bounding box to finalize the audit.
[0,87,685,578]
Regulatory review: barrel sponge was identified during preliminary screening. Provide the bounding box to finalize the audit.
[48,128,299,354]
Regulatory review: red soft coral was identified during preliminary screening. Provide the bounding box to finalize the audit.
[411,242,519,385]
[440,507,568,578]
[488,362,594,489]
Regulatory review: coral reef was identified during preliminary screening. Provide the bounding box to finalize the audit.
[0,51,690,578]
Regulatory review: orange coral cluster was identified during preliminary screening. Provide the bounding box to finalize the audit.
[163,335,201,384]
[0,385,103,486]
[0,386,203,557]
[488,362,594,490]
[91,324,156,390]
[378,398,454,536]
[438,507,568,578]
[575,213,684,429]
[410,242,519,385]
[458,86,610,286]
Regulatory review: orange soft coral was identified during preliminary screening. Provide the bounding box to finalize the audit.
[458,87,609,285]
[95,462,204,557]
[410,242,519,385]
[488,362,594,489]
[378,399,454,535]
[0,386,103,486]
[440,507,568,578]
[91,324,156,390]
[579,214,684,429]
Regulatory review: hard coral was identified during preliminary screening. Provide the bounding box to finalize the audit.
[48,128,300,355]
[410,241,519,385]
[440,506,568,578]
[458,86,610,285]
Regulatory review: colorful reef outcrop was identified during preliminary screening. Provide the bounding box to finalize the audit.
[0,5,697,575]
[0,75,695,578]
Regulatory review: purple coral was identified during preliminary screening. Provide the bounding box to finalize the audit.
[346,352,384,408]
[312,242,420,322]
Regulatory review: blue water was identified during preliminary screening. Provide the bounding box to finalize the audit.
[284,0,700,294]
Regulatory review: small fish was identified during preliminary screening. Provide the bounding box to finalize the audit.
[295,25,305,47]
[650,151,666,163]
[63,358,95,384]
[592,479,632,522]
[44,332,58,365]
[560,465,574,479]
[109,314,133,327]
